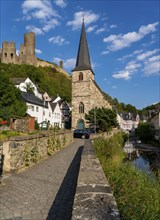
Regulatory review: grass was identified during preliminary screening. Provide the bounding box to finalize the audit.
[94,132,160,220]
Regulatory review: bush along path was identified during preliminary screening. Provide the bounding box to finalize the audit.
[94,132,160,220]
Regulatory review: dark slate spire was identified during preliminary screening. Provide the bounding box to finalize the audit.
[73,20,94,74]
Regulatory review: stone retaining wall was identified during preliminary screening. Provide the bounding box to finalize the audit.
[72,140,120,220]
[1,131,73,173]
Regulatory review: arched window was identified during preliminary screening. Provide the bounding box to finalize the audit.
[79,72,83,81]
[79,102,84,113]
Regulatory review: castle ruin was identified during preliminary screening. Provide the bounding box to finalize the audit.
[1,32,37,66]
[0,32,71,78]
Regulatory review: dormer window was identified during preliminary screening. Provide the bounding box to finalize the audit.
[79,72,83,81]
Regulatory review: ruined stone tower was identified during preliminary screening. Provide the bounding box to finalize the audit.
[72,21,111,129]
[19,32,37,65]
[1,32,37,66]
[1,41,18,64]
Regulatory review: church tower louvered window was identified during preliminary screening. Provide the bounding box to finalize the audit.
[79,72,83,81]
[79,102,84,113]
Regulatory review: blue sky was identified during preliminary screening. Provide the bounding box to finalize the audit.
[0,0,160,109]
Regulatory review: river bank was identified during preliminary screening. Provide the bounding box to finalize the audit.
[94,132,160,220]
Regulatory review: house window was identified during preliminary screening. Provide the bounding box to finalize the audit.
[49,112,51,117]
[11,53,13,59]
[4,53,7,57]
[79,102,84,113]
[79,72,83,81]
[31,106,34,111]
[28,105,31,109]
[36,107,39,112]
[43,110,45,116]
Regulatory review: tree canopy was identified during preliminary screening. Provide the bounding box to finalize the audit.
[85,107,118,132]
[0,62,72,102]
[0,75,27,120]
[136,122,154,142]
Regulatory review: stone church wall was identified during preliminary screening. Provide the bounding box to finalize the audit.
[72,70,111,129]
[90,80,111,110]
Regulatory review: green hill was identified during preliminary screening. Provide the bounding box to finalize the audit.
[0,62,72,102]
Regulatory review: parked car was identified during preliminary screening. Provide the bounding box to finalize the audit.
[73,129,90,139]
[86,128,95,134]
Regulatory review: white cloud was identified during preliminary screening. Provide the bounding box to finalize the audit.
[53,57,76,70]
[148,55,160,62]
[91,61,99,70]
[96,27,106,34]
[54,0,67,8]
[87,25,97,33]
[144,61,160,75]
[101,50,109,55]
[67,11,99,30]
[112,85,117,89]
[143,55,160,76]
[21,0,60,34]
[16,50,20,56]
[64,58,76,69]
[53,57,61,64]
[101,17,108,21]
[22,0,58,20]
[26,25,44,35]
[113,61,141,80]
[118,49,144,62]
[49,35,69,45]
[110,24,117,29]
[137,49,159,60]
[101,50,110,55]
[103,22,159,51]
[42,19,60,32]
[113,71,131,80]
[35,49,42,54]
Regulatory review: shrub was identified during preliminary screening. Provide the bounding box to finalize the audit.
[94,132,160,220]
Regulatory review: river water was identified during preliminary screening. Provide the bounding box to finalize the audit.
[123,141,160,175]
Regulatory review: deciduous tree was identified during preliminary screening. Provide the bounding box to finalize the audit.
[85,107,118,132]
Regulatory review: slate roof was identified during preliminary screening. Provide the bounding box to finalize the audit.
[72,21,94,74]
[50,102,57,112]
[118,112,137,120]
[21,91,48,108]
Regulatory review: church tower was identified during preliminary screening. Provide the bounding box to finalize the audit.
[72,20,111,129]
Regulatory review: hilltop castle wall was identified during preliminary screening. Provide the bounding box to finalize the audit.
[1,41,18,64]
[0,32,70,77]
[1,32,37,66]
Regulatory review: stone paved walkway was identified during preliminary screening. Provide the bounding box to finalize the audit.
[0,139,84,220]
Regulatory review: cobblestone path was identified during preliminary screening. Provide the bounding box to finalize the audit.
[0,139,84,220]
